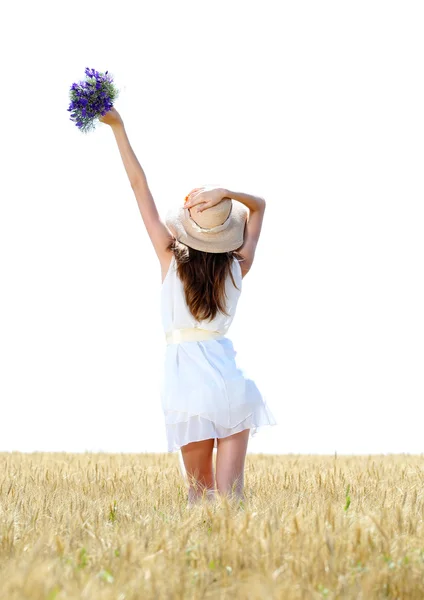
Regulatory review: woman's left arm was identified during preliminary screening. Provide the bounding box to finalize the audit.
[102,109,173,261]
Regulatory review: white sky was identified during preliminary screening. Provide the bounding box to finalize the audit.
[1,1,423,455]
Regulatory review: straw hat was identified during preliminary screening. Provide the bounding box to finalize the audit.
[165,198,248,253]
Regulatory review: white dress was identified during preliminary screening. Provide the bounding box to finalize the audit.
[160,253,277,453]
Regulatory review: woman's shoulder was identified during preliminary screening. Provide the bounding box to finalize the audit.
[232,255,246,280]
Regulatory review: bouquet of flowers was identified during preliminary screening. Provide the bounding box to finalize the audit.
[67,67,120,133]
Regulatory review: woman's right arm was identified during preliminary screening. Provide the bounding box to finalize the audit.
[100,109,173,264]
[222,189,266,276]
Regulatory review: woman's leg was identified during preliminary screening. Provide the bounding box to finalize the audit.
[180,437,216,506]
[215,429,250,502]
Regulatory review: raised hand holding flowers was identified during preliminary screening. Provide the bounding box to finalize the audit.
[99,107,123,128]
[67,67,120,133]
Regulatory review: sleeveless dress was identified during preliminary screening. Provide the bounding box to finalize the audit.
[160,253,277,453]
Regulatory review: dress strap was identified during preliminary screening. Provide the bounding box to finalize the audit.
[162,253,176,285]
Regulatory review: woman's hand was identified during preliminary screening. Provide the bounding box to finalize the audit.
[184,186,228,213]
[99,107,124,127]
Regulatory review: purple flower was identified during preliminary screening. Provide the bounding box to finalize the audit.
[67,67,120,133]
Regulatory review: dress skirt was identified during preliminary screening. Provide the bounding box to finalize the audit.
[160,336,277,453]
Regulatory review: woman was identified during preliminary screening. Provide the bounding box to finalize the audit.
[100,107,277,507]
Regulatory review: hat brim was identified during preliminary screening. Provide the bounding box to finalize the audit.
[165,200,248,253]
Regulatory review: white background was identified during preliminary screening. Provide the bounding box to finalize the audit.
[1,1,423,455]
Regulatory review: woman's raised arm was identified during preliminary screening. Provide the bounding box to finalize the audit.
[223,189,266,276]
[100,108,173,262]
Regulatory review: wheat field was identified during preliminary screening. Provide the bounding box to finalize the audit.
[1,451,424,599]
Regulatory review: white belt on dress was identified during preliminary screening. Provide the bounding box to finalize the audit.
[165,328,223,345]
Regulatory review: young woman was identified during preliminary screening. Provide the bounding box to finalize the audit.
[100,107,277,507]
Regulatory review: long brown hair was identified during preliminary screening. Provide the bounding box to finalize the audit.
[167,238,243,322]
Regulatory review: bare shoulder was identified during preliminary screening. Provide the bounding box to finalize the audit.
[239,261,249,279]
[234,256,248,279]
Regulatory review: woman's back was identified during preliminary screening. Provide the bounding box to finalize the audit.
[161,254,243,335]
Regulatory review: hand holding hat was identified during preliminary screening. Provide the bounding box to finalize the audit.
[185,186,228,213]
